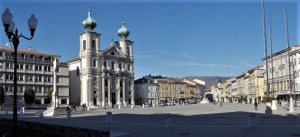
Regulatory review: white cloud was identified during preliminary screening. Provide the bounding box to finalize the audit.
[157,50,171,56]
[173,61,239,69]
[135,54,155,58]
[175,53,194,59]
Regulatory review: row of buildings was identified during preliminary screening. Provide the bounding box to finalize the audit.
[211,45,300,106]
[134,75,206,106]
[0,9,135,108]
[1,9,300,109]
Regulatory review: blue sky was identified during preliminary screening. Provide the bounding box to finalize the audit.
[1,0,299,79]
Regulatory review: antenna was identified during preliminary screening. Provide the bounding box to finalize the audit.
[284,8,290,48]
[269,22,275,99]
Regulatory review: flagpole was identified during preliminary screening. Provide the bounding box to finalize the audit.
[261,0,270,102]
[285,8,294,113]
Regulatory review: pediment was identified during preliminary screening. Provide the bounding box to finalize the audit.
[102,45,126,58]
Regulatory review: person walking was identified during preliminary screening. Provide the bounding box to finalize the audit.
[254,100,258,110]
[220,101,223,107]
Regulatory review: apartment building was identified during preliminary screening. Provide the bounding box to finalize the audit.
[263,44,300,104]
[0,46,69,106]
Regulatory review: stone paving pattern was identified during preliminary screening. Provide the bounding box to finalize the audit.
[1,103,299,137]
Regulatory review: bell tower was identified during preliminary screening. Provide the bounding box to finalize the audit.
[79,8,101,106]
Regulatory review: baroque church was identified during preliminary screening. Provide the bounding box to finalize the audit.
[67,9,135,108]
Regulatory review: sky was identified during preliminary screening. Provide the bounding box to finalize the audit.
[0,0,299,79]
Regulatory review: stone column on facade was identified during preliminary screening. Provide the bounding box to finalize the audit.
[123,77,126,106]
[107,75,111,107]
[88,77,92,106]
[101,74,105,107]
[117,77,121,105]
[130,78,135,107]
[129,44,133,59]
[97,76,101,106]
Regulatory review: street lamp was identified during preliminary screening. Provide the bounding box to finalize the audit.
[2,8,38,137]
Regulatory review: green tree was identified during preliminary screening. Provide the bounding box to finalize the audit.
[24,88,35,108]
[47,88,53,103]
[0,87,4,112]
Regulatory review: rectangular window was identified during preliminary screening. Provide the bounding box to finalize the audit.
[17,64,23,69]
[18,75,23,81]
[27,75,33,81]
[36,87,42,92]
[45,76,51,82]
[26,64,33,70]
[61,99,67,104]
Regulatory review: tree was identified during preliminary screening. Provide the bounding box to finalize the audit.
[46,88,53,104]
[0,87,4,112]
[24,88,35,108]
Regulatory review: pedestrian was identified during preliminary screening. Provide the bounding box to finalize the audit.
[220,101,222,107]
[82,103,86,111]
[254,100,258,110]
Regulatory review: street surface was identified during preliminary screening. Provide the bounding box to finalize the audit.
[1,103,300,137]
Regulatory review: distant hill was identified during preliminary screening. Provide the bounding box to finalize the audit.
[181,76,232,91]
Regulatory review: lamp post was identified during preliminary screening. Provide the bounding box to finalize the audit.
[2,8,38,137]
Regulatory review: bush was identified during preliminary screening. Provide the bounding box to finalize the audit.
[24,88,35,108]
[0,87,4,104]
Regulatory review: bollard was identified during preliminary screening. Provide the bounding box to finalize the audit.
[152,104,155,107]
[131,104,134,109]
[142,104,144,108]
[165,113,172,127]
[177,103,179,106]
[87,106,90,111]
[118,104,121,109]
[66,110,71,119]
[22,107,25,114]
[39,109,44,118]
[106,111,112,123]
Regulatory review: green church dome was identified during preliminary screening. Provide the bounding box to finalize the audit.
[82,9,97,31]
[118,21,130,38]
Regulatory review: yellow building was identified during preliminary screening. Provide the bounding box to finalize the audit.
[156,78,178,105]
[221,66,265,104]
[248,66,265,103]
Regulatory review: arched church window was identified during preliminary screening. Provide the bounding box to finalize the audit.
[126,46,130,55]
[92,40,96,49]
[83,40,86,50]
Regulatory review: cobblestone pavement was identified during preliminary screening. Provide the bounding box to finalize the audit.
[1,103,300,137]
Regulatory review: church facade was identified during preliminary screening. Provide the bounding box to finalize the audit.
[68,10,135,108]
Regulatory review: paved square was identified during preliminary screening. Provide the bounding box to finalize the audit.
[1,103,300,137]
